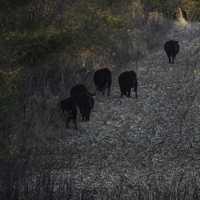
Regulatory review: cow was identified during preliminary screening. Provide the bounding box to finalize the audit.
[118,70,138,98]
[93,68,112,96]
[70,84,95,121]
[75,94,94,121]
[70,84,94,98]
[164,40,180,64]
[60,97,77,129]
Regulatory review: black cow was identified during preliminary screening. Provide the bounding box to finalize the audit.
[93,68,112,96]
[60,97,77,129]
[70,84,94,122]
[70,84,94,98]
[164,40,180,64]
[75,94,94,121]
[118,70,138,98]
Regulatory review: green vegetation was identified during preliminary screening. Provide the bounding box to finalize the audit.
[0,68,23,112]
[182,0,200,20]
[0,0,131,66]
[1,0,199,66]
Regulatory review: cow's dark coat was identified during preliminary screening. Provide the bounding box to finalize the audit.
[164,40,180,64]
[94,68,112,96]
[118,70,138,98]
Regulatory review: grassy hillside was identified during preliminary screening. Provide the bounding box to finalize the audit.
[0,1,200,199]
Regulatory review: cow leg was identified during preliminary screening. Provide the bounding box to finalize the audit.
[134,82,138,98]
[107,86,111,96]
[80,110,85,121]
[134,87,138,98]
[86,113,90,121]
[124,90,128,97]
[168,56,171,63]
[120,87,126,97]
[172,56,175,64]
[84,114,87,121]
[66,117,70,128]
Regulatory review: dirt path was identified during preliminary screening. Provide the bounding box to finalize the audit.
[58,22,200,188]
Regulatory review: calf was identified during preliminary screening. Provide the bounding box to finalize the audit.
[60,97,77,129]
[93,68,112,96]
[118,70,138,98]
[164,40,180,64]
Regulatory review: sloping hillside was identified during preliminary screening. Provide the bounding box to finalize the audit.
[55,20,200,189]
[21,22,200,199]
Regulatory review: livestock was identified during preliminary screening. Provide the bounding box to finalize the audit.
[93,68,112,96]
[75,94,94,121]
[164,40,180,64]
[118,70,138,98]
